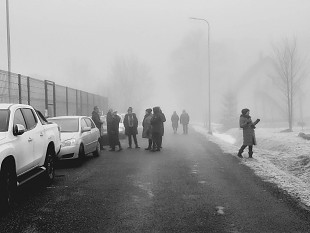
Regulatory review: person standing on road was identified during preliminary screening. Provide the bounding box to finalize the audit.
[180,110,190,134]
[237,108,260,158]
[109,111,122,151]
[142,108,153,150]
[106,108,113,149]
[171,111,179,134]
[159,107,166,148]
[151,106,165,152]
[124,107,140,149]
[92,106,104,150]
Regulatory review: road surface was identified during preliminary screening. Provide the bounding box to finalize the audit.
[1,126,310,232]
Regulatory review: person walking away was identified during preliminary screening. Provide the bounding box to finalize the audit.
[142,108,153,150]
[124,107,140,149]
[180,110,190,134]
[171,111,179,134]
[237,108,260,158]
[92,106,104,150]
[109,111,122,151]
[150,107,164,152]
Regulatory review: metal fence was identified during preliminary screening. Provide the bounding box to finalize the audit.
[0,70,108,117]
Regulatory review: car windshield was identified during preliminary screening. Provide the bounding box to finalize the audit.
[0,110,9,132]
[50,118,79,132]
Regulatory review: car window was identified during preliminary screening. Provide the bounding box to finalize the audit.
[22,108,38,130]
[84,118,95,128]
[80,118,87,129]
[35,109,48,125]
[0,110,9,132]
[13,109,27,129]
[49,118,79,132]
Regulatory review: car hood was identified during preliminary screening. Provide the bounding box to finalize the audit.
[60,132,79,141]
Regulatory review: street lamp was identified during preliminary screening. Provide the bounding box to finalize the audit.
[189,17,212,134]
[6,0,12,102]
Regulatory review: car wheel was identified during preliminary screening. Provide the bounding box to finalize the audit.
[78,144,85,163]
[43,149,55,184]
[93,140,100,157]
[0,163,17,213]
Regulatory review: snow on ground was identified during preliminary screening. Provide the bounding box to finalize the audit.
[193,124,310,208]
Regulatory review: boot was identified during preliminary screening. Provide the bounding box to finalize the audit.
[237,149,244,158]
[248,151,253,158]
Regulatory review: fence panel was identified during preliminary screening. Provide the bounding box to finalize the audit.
[0,70,108,117]
[29,77,45,113]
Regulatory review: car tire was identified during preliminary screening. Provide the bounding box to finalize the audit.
[93,140,100,157]
[77,144,85,163]
[0,163,17,213]
[43,149,55,184]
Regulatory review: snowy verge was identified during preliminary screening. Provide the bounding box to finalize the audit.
[193,125,310,208]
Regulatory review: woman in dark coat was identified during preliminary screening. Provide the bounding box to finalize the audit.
[109,111,122,151]
[142,108,153,150]
[151,107,165,152]
[237,108,259,158]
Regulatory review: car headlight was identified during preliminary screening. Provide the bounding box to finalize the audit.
[62,138,76,147]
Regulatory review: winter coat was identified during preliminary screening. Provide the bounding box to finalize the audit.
[171,113,179,128]
[110,114,121,135]
[142,113,153,139]
[151,107,166,136]
[124,113,138,135]
[239,115,257,146]
[180,113,190,125]
[92,110,102,129]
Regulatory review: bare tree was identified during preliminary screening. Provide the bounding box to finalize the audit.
[271,38,307,131]
[107,56,153,113]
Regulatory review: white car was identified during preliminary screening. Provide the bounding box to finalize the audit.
[48,116,100,161]
[0,104,61,212]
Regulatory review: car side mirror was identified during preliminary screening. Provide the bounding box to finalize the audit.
[13,124,26,136]
[81,126,91,133]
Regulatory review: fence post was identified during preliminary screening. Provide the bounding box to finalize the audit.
[27,76,30,105]
[18,74,22,104]
[44,80,48,115]
[53,82,56,117]
[66,87,68,115]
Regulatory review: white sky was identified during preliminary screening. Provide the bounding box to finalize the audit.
[0,0,310,97]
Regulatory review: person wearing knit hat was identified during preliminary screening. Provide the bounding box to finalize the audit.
[237,108,260,158]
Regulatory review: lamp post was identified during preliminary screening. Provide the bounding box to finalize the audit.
[6,0,11,102]
[189,17,212,134]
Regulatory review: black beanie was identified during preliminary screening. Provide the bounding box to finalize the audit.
[241,108,250,115]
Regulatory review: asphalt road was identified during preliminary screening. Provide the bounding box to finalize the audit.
[1,126,310,233]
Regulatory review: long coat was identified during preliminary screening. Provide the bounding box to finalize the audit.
[171,113,179,128]
[124,113,138,135]
[239,115,256,146]
[180,113,189,125]
[142,113,152,139]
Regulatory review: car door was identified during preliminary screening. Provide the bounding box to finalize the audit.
[22,108,45,166]
[13,108,35,174]
[84,117,99,152]
[80,118,92,154]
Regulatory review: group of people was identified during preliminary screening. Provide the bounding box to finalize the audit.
[93,105,260,159]
[92,106,167,152]
[171,110,190,134]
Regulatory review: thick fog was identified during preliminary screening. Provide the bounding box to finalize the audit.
[1,0,310,126]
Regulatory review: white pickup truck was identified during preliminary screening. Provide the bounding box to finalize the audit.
[0,104,61,212]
